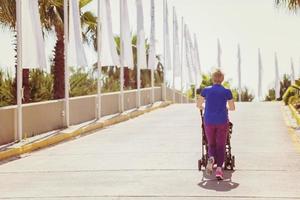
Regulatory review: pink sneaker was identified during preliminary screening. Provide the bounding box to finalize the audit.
[216,167,224,180]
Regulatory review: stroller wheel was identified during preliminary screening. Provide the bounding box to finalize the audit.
[224,155,230,170]
[229,156,235,170]
[198,160,202,171]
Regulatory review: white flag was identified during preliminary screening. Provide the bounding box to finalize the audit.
[217,38,222,68]
[120,0,133,68]
[298,58,300,79]
[193,34,202,85]
[172,8,181,77]
[186,27,198,85]
[291,58,295,85]
[148,0,156,69]
[100,0,120,66]
[274,53,280,99]
[136,0,147,69]
[258,48,263,100]
[163,0,172,70]
[21,0,46,69]
[237,44,242,99]
[184,25,195,85]
[68,0,88,67]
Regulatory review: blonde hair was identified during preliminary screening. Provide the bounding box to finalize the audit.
[212,69,224,84]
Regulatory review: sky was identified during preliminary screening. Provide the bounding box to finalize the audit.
[1,0,300,98]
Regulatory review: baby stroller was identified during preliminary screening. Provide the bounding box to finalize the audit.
[198,110,235,171]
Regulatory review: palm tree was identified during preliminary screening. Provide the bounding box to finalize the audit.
[0,0,97,100]
[39,0,96,99]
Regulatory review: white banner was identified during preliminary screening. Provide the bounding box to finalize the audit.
[193,34,202,85]
[298,58,300,80]
[274,53,280,99]
[173,8,181,77]
[68,0,88,67]
[136,0,147,69]
[217,38,222,68]
[291,58,295,85]
[21,0,46,69]
[163,0,172,70]
[184,25,195,85]
[148,0,156,70]
[100,0,120,66]
[187,27,198,85]
[120,0,134,68]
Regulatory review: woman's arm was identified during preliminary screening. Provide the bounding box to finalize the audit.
[227,99,235,111]
[197,96,205,110]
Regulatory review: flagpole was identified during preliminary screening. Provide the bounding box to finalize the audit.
[187,30,197,102]
[97,0,102,119]
[194,76,198,102]
[180,17,184,104]
[162,0,167,101]
[193,36,198,101]
[258,48,262,101]
[120,0,124,112]
[151,63,155,104]
[172,7,176,103]
[64,0,70,127]
[150,0,155,104]
[193,34,201,102]
[137,63,141,108]
[136,0,142,108]
[184,24,189,103]
[16,0,23,141]
[275,52,280,100]
[237,44,242,102]
[184,24,190,103]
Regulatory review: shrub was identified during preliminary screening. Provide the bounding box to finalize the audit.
[70,68,97,97]
[233,87,255,102]
[282,86,297,105]
[0,70,14,107]
[29,69,54,102]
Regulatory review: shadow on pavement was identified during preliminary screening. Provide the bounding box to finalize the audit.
[198,170,239,192]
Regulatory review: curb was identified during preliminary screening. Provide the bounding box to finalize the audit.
[0,101,172,162]
[288,104,300,125]
[282,105,300,154]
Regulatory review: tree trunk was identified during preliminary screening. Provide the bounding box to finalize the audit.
[53,25,65,99]
[22,68,30,103]
[124,67,130,88]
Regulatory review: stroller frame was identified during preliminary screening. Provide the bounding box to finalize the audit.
[198,110,235,171]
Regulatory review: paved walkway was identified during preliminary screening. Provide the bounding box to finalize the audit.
[0,102,300,199]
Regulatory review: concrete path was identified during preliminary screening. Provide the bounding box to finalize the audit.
[0,102,299,199]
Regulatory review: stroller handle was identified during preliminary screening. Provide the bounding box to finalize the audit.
[200,110,204,125]
[200,109,203,117]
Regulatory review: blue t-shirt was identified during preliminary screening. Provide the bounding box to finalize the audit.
[201,84,233,125]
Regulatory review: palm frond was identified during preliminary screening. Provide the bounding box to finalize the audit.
[0,0,16,29]
[79,0,93,8]
[275,0,300,10]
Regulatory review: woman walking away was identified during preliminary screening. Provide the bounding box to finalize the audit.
[197,69,235,180]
